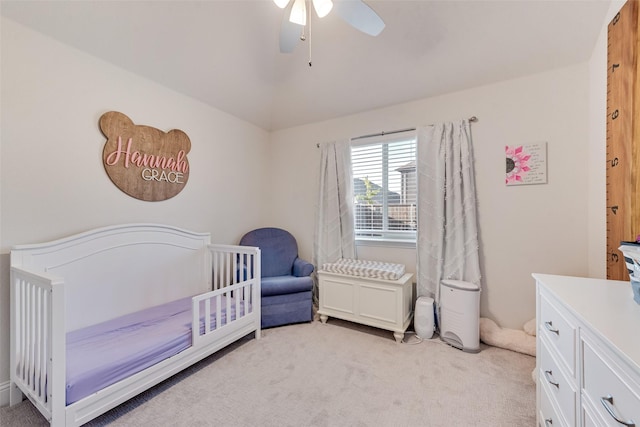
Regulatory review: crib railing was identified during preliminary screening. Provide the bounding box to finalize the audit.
[209,244,260,290]
[192,244,261,345]
[10,266,65,424]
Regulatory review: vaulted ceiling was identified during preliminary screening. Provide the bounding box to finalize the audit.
[1,0,611,131]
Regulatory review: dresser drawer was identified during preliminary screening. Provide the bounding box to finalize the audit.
[582,339,640,427]
[582,401,604,427]
[540,378,568,427]
[539,336,577,426]
[540,293,577,377]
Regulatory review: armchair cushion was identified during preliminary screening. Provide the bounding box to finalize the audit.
[261,275,313,297]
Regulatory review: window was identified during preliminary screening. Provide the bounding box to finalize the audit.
[351,132,417,243]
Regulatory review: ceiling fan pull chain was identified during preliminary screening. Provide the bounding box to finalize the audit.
[308,1,313,67]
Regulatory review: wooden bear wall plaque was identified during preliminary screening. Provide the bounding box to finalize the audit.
[100,111,190,201]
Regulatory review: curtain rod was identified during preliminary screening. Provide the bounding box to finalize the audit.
[316,116,477,147]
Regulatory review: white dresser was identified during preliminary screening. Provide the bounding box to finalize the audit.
[534,274,640,427]
[317,270,413,343]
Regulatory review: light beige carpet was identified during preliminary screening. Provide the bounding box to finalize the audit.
[1,318,536,426]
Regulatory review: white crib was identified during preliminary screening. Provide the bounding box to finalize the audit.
[9,223,261,426]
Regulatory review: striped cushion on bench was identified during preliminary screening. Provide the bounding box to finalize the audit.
[321,258,405,281]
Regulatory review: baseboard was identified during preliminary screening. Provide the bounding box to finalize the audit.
[0,380,9,407]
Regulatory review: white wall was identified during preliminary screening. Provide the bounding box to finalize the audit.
[269,63,591,331]
[1,1,619,408]
[0,18,271,403]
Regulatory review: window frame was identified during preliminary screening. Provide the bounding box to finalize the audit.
[350,130,417,246]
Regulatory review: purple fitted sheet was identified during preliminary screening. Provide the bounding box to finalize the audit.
[66,295,246,405]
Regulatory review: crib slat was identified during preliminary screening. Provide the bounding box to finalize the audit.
[235,284,241,320]
[34,289,41,396]
[225,252,231,287]
[39,290,48,399]
[226,288,231,326]
[17,280,25,380]
[30,284,36,389]
[27,284,34,388]
[216,294,222,329]
[244,279,249,315]
[204,298,211,334]
[233,252,238,285]
[24,282,30,385]
[213,252,219,290]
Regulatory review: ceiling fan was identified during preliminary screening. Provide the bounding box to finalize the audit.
[274,0,385,54]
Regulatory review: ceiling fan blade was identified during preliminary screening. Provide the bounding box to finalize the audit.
[280,1,303,53]
[333,0,385,36]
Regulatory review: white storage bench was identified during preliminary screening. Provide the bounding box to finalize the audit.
[317,259,413,343]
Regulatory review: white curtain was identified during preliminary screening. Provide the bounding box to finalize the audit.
[313,140,356,303]
[416,119,481,303]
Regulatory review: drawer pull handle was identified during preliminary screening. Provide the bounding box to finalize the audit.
[544,321,559,335]
[543,370,559,388]
[544,418,553,427]
[600,394,636,427]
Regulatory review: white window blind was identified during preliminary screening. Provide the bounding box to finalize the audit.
[351,132,417,242]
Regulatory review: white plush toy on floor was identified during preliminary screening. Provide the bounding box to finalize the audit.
[479,317,536,357]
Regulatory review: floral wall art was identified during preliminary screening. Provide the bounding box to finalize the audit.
[505,142,547,186]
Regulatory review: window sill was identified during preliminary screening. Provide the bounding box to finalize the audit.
[355,237,416,249]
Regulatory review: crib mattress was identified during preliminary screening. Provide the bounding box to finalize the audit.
[320,258,406,281]
[66,295,244,405]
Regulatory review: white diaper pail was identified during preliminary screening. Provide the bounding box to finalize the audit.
[439,280,480,353]
[414,296,435,339]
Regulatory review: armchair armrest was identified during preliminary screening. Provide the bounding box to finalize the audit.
[293,258,314,277]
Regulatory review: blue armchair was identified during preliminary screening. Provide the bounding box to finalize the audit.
[239,227,314,328]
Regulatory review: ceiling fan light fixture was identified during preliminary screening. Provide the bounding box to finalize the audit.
[312,0,333,18]
[273,0,290,9]
[289,0,307,25]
